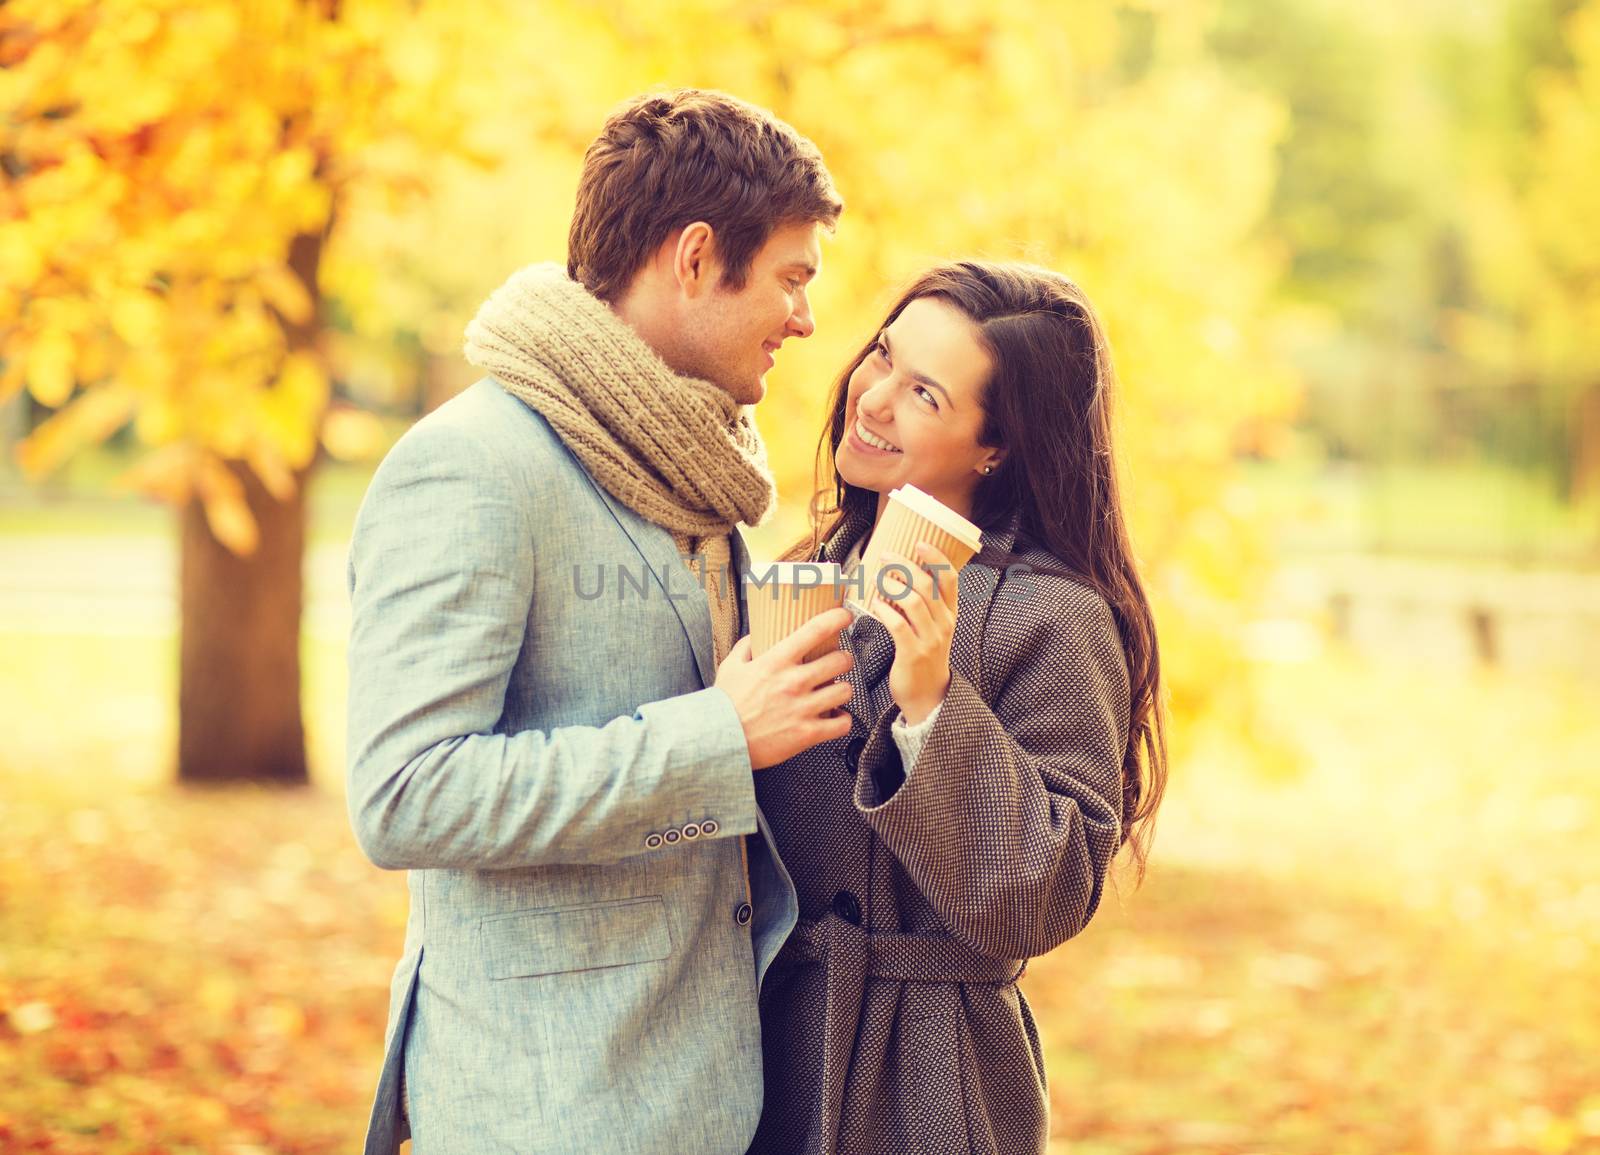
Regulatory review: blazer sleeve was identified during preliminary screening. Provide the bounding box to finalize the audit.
[344,421,757,872]
[851,577,1130,958]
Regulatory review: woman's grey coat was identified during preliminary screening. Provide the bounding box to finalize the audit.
[749,503,1131,1155]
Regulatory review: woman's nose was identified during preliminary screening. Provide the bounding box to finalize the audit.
[857,378,895,420]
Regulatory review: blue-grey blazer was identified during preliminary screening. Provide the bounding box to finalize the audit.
[345,378,799,1154]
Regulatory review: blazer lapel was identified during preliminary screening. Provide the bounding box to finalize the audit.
[731,527,752,640]
[576,474,718,689]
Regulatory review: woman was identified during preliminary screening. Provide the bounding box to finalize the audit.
[746,261,1168,1155]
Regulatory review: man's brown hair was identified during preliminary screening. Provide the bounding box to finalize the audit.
[567,89,843,302]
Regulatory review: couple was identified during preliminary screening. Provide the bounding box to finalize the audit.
[345,89,1167,1155]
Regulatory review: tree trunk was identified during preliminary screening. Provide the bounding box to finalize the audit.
[177,219,325,786]
[177,461,311,785]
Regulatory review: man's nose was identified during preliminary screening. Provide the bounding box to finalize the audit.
[787,296,815,339]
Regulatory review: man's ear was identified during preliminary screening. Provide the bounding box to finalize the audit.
[672,222,717,298]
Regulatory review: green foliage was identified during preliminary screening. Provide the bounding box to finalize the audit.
[1199,0,1600,521]
[1209,0,1414,311]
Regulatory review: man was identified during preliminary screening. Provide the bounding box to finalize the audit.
[345,90,852,1154]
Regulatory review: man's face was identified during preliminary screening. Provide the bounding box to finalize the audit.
[680,221,822,405]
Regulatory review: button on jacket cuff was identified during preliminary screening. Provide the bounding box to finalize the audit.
[632,685,760,849]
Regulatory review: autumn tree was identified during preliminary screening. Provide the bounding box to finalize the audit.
[5,0,1300,782]
[0,0,503,782]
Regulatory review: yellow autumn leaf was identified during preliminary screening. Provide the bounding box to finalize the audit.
[6,1001,56,1036]
[246,441,299,502]
[258,263,315,327]
[196,455,260,556]
[196,973,238,1021]
[74,333,113,385]
[0,225,44,296]
[114,443,199,504]
[278,352,329,409]
[25,328,76,407]
[133,395,184,445]
[109,289,167,346]
[120,344,183,406]
[251,1000,307,1038]
[16,384,137,478]
[288,181,334,233]
[254,352,329,468]
[189,1098,229,1128]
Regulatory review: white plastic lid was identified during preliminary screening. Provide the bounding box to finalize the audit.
[742,561,844,585]
[887,485,984,551]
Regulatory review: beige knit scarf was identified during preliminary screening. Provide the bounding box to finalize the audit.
[463,262,776,534]
[463,263,775,663]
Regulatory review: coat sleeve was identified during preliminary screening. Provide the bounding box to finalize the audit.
[852,577,1129,958]
[344,420,756,872]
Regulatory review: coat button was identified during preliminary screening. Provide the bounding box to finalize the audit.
[682,823,701,840]
[734,902,753,926]
[644,832,663,850]
[663,828,681,844]
[832,890,862,926]
[844,734,865,778]
[701,819,719,836]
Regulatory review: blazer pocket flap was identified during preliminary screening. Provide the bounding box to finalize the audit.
[479,896,672,980]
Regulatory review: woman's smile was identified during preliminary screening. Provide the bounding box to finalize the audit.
[846,419,902,455]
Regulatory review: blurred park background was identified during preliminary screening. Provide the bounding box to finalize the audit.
[2,0,1599,1152]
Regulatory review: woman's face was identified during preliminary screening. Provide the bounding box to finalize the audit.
[836,295,1004,520]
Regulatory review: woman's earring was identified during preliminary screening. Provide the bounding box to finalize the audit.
[982,465,994,475]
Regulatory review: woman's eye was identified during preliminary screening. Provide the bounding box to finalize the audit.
[914,385,939,409]
[874,340,890,362]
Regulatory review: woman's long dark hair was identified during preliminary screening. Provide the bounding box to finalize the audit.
[797,260,1168,881]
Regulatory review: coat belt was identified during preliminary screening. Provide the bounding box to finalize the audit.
[774,914,1025,1155]
[779,914,1026,983]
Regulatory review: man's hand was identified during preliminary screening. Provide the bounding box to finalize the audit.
[715,607,855,769]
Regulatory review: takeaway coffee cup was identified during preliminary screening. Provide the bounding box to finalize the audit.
[853,484,984,616]
[743,562,847,661]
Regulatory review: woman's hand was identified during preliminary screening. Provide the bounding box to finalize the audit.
[868,542,959,726]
